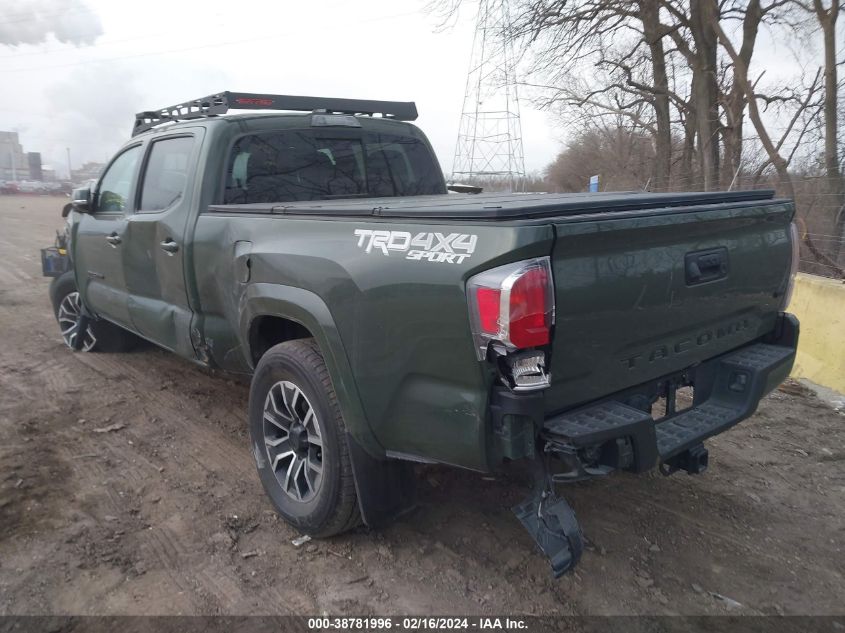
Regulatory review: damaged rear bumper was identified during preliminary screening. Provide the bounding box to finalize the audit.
[501,313,799,577]
[492,313,799,475]
[540,312,799,476]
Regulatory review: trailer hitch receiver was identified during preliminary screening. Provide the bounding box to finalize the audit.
[660,443,709,476]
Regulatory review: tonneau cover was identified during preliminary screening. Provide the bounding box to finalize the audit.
[208,189,779,220]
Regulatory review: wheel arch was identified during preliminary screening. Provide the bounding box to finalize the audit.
[49,269,77,317]
[241,283,417,527]
[240,283,379,457]
[247,314,312,366]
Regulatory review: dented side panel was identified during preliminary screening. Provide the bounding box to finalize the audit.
[122,127,206,358]
[190,213,554,470]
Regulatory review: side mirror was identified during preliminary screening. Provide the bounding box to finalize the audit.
[61,203,72,218]
[70,187,93,214]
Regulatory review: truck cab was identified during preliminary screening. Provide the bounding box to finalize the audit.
[69,94,445,362]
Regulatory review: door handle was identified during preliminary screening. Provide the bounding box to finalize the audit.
[105,233,122,246]
[160,239,179,254]
[685,247,728,285]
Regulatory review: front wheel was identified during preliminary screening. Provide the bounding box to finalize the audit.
[49,271,137,353]
[248,339,361,537]
[56,287,97,351]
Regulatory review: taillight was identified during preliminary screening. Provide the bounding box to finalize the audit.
[467,257,554,361]
[476,287,502,334]
[779,221,800,311]
[508,266,551,347]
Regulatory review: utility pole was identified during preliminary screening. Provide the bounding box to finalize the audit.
[66,147,72,181]
[452,0,526,192]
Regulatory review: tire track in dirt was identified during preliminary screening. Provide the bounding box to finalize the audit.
[57,340,288,613]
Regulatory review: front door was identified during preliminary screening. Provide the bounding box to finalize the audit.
[123,132,201,357]
[74,144,143,330]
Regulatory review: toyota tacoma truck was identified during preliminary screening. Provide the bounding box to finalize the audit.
[45,91,800,576]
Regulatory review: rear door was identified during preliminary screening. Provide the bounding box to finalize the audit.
[123,131,203,357]
[544,200,794,413]
[74,144,143,329]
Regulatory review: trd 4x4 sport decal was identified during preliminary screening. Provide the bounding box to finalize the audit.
[354,229,477,264]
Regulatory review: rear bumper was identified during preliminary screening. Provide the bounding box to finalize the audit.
[490,313,799,473]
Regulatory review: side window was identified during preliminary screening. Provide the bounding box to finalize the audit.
[97,145,142,213]
[139,136,195,212]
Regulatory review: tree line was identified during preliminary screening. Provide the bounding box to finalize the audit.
[437,0,845,277]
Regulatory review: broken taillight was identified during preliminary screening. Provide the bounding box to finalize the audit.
[467,256,555,361]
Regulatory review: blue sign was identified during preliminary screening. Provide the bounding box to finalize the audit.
[589,174,599,192]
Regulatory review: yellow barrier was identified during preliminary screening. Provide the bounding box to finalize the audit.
[788,273,845,394]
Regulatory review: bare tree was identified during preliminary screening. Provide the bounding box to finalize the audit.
[719,0,765,187]
[689,0,721,189]
[545,118,657,191]
[714,8,844,276]
[807,0,844,259]
[639,0,673,188]
[515,0,687,187]
[431,0,845,276]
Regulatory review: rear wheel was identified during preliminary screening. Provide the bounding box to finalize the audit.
[50,271,137,353]
[248,338,361,537]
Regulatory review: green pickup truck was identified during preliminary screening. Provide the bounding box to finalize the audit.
[47,92,800,576]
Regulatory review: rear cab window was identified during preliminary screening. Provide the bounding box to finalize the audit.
[223,130,444,204]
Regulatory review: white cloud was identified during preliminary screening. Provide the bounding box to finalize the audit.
[0,0,561,179]
[0,0,103,47]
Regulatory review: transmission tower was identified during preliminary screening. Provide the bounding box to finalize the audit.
[452,0,526,192]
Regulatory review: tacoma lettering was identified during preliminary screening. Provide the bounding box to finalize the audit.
[620,318,751,369]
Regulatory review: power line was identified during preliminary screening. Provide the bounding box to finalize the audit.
[0,9,421,74]
[0,31,164,59]
[0,38,251,73]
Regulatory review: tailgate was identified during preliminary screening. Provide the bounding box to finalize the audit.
[544,199,794,413]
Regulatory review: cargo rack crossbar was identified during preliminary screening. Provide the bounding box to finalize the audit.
[132,91,418,136]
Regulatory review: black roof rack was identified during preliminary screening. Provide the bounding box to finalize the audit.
[132,91,418,136]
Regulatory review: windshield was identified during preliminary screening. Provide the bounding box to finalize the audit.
[223,130,445,204]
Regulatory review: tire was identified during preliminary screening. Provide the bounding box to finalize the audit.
[49,271,138,353]
[249,338,361,537]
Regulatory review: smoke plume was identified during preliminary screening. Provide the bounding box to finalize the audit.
[0,0,103,47]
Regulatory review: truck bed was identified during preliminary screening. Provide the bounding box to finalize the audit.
[196,188,795,468]
[207,189,780,220]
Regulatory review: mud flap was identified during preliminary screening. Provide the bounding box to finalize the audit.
[513,493,584,578]
[69,314,92,351]
[345,432,416,528]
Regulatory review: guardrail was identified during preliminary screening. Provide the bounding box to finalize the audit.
[788,273,845,394]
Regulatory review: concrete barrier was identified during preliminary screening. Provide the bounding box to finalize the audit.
[788,273,845,394]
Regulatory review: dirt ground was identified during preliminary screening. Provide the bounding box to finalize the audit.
[0,195,843,617]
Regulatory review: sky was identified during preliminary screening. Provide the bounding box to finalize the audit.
[0,0,562,179]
